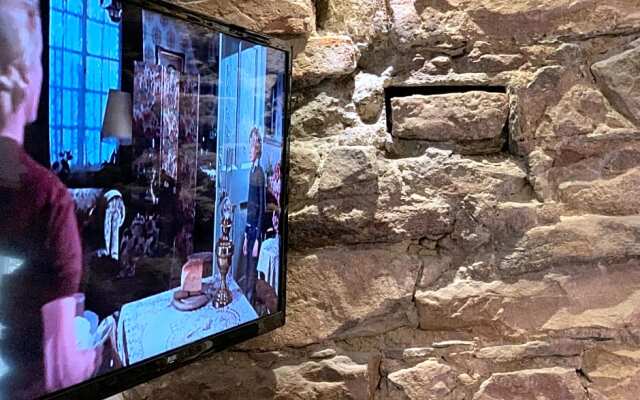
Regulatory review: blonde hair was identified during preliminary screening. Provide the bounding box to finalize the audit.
[250,126,262,158]
[0,0,42,130]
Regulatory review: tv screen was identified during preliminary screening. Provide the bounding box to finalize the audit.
[0,0,290,398]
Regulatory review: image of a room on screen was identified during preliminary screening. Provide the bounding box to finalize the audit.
[0,1,286,398]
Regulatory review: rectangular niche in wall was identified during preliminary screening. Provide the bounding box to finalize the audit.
[385,85,509,156]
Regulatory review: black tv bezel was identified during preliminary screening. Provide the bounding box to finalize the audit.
[39,0,292,398]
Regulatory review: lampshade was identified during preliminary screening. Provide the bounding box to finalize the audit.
[101,89,132,145]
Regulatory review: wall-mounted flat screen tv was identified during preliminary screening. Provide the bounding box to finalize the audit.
[0,0,290,398]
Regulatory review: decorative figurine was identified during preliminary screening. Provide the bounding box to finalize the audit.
[103,190,126,261]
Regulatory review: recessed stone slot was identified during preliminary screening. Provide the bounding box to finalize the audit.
[385,86,509,156]
[315,0,331,31]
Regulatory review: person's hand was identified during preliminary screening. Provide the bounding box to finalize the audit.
[252,239,259,258]
[93,344,104,371]
[243,235,248,256]
[74,344,103,383]
[42,297,104,392]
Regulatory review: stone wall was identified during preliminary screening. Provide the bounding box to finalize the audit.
[121,1,640,399]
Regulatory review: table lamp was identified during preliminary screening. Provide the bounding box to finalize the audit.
[101,89,132,145]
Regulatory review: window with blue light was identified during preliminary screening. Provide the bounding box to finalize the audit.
[49,0,121,169]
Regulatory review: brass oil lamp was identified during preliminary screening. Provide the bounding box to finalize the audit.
[213,197,233,308]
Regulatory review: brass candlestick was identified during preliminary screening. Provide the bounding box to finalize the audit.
[213,211,233,308]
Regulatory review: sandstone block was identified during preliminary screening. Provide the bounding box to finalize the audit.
[316,0,388,43]
[416,257,640,339]
[415,277,565,336]
[244,244,422,349]
[473,368,589,400]
[469,53,525,72]
[522,82,638,200]
[275,355,369,399]
[559,167,640,215]
[501,215,640,275]
[582,346,640,400]
[293,36,359,88]
[592,46,640,126]
[391,92,509,153]
[386,359,463,400]
[388,0,469,54]
[288,141,321,206]
[353,72,387,123]
[534,84,635,141]
[317,145,378,198]
[173,0,315,35]
[291,89,359,139]
[289,149,530,248]
[475,341,583,364]
[463,0,639,43]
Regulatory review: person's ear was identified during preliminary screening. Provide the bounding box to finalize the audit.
[0,66,25,110]
[26,7,39,32]
[9,66,27,112]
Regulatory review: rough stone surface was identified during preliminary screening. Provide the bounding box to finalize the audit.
[316,0,388,43]
[559,168,640,215]
[293,36,359,88]
[290,89,359,140]
[317,145,378,198]
[288,149,531,248]
[417,258,640,339]
[582,345,640,400]
[245,244,422,349]
[173,0,315,35]
[353,71,388,123]
[473,368,589,400]
[387,0,471,54]
[123,1,640,399]
[124,351,369,400]
[385,359,464,399]
[288,141,322,206]
[391,92,509,154]
[468,51,525,73]
[592,46,640,126]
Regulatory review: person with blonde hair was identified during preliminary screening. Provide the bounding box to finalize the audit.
[241,126,266,305]
[0,1,101,397]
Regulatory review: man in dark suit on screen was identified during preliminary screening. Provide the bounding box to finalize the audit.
[242,127,265,305]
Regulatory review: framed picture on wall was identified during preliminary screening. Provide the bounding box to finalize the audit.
[156,46,185,73]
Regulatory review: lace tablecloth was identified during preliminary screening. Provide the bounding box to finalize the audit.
[256,237,279,295]
[117,278,257,365]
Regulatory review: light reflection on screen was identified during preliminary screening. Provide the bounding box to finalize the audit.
[0,255,25,380]
[0,255,24,276]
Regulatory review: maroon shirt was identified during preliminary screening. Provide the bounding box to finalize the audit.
[0,136,82,398]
